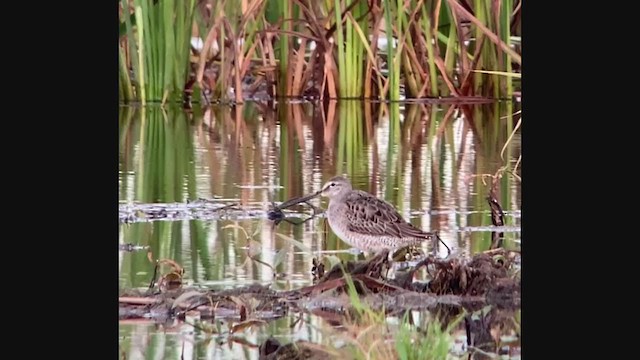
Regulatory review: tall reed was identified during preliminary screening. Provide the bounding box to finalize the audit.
[119,0,196,104]
[382,0,400,101]
[119,0,522,102]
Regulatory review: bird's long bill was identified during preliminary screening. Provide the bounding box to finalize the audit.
[277,190,322,210]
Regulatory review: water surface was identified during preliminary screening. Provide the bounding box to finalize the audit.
[118,100,521,359]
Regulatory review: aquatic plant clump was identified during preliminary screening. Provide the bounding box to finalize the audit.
[119,0,521,104]
[119,248,520,358]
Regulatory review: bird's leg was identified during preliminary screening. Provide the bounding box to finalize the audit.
[433,232,451,257]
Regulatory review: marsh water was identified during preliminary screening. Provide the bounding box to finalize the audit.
[118,100,521,359]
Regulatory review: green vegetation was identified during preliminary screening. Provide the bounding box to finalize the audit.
[322,270,463,359]
[119,105,210,286]
[119,0,196,104]
[395,312,463,360]
[119,101,521,283]
[119,102,521,358]
[119,0,522,104]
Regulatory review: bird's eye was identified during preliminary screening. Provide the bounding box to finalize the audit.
[330,183,336,187]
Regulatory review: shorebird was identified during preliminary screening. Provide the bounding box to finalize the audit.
[291,175,451,256]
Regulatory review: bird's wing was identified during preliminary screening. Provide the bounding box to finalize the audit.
[344,190,433,239]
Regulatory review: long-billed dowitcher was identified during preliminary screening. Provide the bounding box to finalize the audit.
[291,176,451,255]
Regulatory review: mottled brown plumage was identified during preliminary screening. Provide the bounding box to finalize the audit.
[306,175,450,255]
[342,189,434,240]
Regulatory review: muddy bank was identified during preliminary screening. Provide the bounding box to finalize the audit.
[120,244,520,359]
[119,248,520,322]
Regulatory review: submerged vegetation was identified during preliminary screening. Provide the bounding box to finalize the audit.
[119,0,522,104]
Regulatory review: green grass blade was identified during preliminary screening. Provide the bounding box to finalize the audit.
[119,46,134,101]
[133,5,146,104]
[421,5,439,96]
[334,0,346,97]
[383,0,398,101]
[162,0,175,101]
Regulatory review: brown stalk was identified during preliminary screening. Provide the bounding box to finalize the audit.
[365,7,383,99]
[323,100,338,148]
[119,297,160,305]
[446,0,521,64]
[409,105,426,147]
[406,39,431,96]
[434,0,442,29]
[263,30,278,98]
[436,104,459,138]
[222,19,244,103]
[433,56,460,96]
[458,104,480,142]
[380,77,390,101]
[234,104,245,146]
[242,0,264,21]
[300,47,318,95]
[285,48,294,97]
[449,2,470,78]
[293,0,339,98]
[402,55,420,97]
[416,72,432,98]
[364,100,373,140]
[292,38,307,96]
[228,0,267,102]
[196,24,220,87]
[292,104,306,149]
[323,52,338,99]
[293,0,331,46]
[459,34,487,95]
[404,0,430,96]
[239,36,261,80]
[492,0,505,93]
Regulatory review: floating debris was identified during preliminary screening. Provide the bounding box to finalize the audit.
[119,200,319,224]
[119,244,150,252]
[119,248,520,321]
